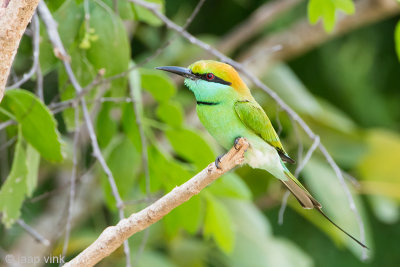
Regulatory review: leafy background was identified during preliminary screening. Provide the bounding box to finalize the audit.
[1,0,400,266]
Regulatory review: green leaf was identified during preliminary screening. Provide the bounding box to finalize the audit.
[334,0,355,14]
[56,0,85,48]
[26,144,40,197]
[308,0,336,32]
[96,102,118,148]
[369,195,399,224]
[101,136,141,210]
[40,0,84,74]
[84,2,130,83]
[164,195,202,236]
[395,20,400,61]
[140,68,176,102]
[0,130,28,227]
[308,0,354,32]
[302,158,372,257]
[1,90,63,162]
[101,0,135,19]
[156,101,184,127]
[59,0,130,129]
[206,173,252,200]
[204,195,235,253]
[224,199,313,267]
[122,103,142,151]
[165,128,215,170]
[132,0,164,26]
[358,129,400,183]
[118,0,135,20]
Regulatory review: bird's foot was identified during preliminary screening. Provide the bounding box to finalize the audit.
[215,153,225,169]
[234,137,243,150]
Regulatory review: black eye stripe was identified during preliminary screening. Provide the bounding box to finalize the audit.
[194,72,231,85]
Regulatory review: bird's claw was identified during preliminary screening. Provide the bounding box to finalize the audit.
[215,154,224,169]
[234,137,242,150]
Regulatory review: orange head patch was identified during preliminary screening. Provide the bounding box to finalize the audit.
[188,60,251,97]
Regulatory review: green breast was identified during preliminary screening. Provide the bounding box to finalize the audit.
[196,102,254,150]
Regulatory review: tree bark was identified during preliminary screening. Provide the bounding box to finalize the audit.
[0,0,40,101]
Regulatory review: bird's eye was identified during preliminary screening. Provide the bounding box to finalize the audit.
[206,73,215,80]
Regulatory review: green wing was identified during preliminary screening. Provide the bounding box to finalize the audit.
[234,100,295,163]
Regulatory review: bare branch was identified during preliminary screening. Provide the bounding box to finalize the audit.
[0,135,16,152]
[217,0,302,54]
[278,136,320,224]
[37,2,132,265]
[129,69,151,267]
[16,219,50,247]
[6,12,40,90]
[0,120,16,131]
[61,106,81,264]
[239,0,400,73]
[65,138,249,267]
[0,0,40,101]
[295,136,320,177]
[128,0,367,256]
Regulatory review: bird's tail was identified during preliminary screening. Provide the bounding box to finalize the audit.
[282,169,368,249]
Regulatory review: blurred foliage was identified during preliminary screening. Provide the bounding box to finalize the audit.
[1,0,400,266]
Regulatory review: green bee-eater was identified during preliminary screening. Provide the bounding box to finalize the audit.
[157,60,367,248]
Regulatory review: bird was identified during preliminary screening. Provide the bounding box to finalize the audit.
[156,60,367,249]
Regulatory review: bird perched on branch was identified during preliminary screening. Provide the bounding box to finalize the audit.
[157,60,367,248]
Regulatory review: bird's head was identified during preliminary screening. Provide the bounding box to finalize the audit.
[156,60,252,102]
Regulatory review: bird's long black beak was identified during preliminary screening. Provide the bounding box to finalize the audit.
[156,66,197,80]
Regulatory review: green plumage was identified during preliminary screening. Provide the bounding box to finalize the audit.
[234,100,294,163]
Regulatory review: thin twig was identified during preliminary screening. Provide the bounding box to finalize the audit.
[278,191,291,225]
[217,0,302,54]
[128,0,367,256]
[28,163,96,204]
[47,71,106,113]
[6,12,40,90]
[65,138,249,267]
[238,0,400,73]
[278,136,320,224]
[16,219,50,246]
[60,105,81,265]
[0,120,16,131]
[319,144,367,260]
[129,74,151,266]
[37,2,132,265]
[0,136,16,151]
[36,62,44,102]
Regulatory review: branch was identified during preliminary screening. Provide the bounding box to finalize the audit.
[129,68,152,265]
[128,0,367,256]
[0,0,40,101]
[238,0,400,72]
[61,105,81,261]
[65,138,249,267]
[217,0,302,54]
[16,219,50,246]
